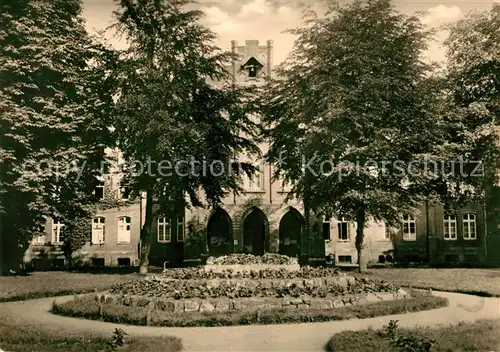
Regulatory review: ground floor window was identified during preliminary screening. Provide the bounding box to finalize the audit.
[338,255,352,263]
[158,217,171,243]
[443,214,457,240]
[177,217,184,242]
[463,214,476,240]
[52,219,65,244]
[92,216,106,244]
[402,215,416,241]
[117,216,131,243]
[338,218,349,241]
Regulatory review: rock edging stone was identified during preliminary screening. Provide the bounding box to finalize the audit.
[92,288,410,314]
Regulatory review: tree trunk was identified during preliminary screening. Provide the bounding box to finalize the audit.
[139,191,154,275]
[355,207,367,273]
[304,200,311,264]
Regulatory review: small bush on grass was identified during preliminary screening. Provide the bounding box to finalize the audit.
[52,291,448,327]
[326,319,500,352]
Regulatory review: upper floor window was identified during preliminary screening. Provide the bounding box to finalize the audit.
[94,181,104,200]
[177,217,184,242]
[402,215,416,241]
[158,217,171,243]
[52,219,65,244]
[92,217,106,244]
[443,214,457,240]
[245,164,264,191]
[463,213,477,240]
[117,216,131,243]
[338,217,349,241]
[241,57,263,78]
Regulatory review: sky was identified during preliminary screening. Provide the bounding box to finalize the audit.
[81,0,498,66]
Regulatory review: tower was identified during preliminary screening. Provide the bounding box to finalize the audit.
[230,40,273,85]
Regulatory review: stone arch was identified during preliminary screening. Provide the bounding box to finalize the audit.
[206,207,233,256]
[242,206,269,255]
[279,207,304,258]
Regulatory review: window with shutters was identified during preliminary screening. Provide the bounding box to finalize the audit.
[158,217,171,243]
[338,218,349,241]
[177,217,184,242]
[117,216,131,244]
[92,217,106,244]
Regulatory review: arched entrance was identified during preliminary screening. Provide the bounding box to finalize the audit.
[207,208,233,256]
[279,208,303,257]
[243,207,268,255]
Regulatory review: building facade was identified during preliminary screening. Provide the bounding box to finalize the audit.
[22,39,499,270]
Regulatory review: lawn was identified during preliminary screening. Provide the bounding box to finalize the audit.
[352,268,500,296]
[0,272,140,302]
[0,319,182,352]
[326,318,500,351]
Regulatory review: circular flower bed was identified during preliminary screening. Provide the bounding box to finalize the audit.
[109,273,398,300]
[161,266,342,280]
[206,253,298,265]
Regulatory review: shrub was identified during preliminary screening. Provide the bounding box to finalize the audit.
[205,253,298,265]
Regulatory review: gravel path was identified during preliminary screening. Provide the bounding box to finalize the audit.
[0,291,499,351]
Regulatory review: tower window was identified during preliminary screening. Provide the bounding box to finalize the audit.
[241,57,263,79]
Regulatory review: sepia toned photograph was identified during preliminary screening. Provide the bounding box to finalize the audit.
[1,0,499,351]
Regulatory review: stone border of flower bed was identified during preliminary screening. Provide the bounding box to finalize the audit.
[94,288,410,313]
[51,290,448,327]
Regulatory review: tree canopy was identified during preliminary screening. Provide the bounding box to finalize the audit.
[111,0,260,274]
[262,0,441,271]
[0,0,115,273]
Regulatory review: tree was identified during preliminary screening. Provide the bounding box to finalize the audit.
[0,0,115,274]
[438,4,500,245]
[111,0,259,275]
[441,4,500,197]
[262,0,440,271]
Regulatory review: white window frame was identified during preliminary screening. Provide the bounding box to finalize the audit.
[158,217,171,243]
[402,215,416,241]
[379,222,392,241]
[52,219,64,244]
[92,216,106,244]
[177,217,184,242]
[337,217,350,241]
[117,216,131,244]
[443,214,457,240]
[463,213,477,240]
